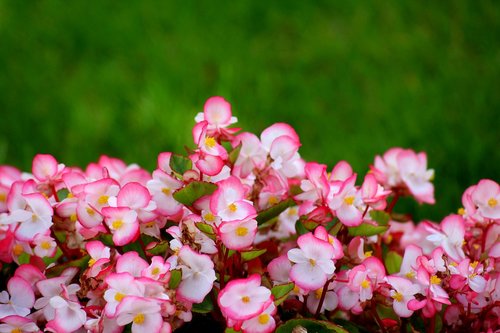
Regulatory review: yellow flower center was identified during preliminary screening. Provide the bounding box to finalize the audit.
[457,207,466,215]
[392,292,403,302]
[70,213,77,222]
[430,275,441,285]
[242,296,250,303]
[364,251,373,258]
[31,214,38,222]
[144,221,156,228]
[13,244,24,256]
[133,313,145,325]
[41,241,52,250]
[114,292,125,302]
[112,220,124,230]
[470,261,479,269]
[88,258,96,266]
[314,288,323,299]
[97,195,109,205]
[151,267,161,275]
[204,212,215,222]
[11,328,22,333]
[469,273,477,279]
[236,226,248,237]
[268,196,279,205]
[488,198,497,208]
[343,196,355,205]
[0,193,6,202]
[258,313,270,325]
[205,137,217,148]
[288,207,297,216]
[361,279,370,289]
[309,258,316,267]
[67,192,74,198]
[228,203,238,213]
[405,270,416,279]
[161,188,171,196]
[86,207,95,216]
[449,262,458,267]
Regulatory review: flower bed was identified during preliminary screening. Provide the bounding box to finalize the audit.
[0,97,498,332]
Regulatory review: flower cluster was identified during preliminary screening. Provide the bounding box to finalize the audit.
[0,96,498,332]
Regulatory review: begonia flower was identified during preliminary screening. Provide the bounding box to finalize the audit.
[115,296,163,333]
[176,246,216,303]
[0,277,35,318]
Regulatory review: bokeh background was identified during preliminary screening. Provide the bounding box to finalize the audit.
[0,1,498,221]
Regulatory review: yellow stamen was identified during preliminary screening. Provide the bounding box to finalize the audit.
[144,221,156,229]
[469,273,477,279]
[11,328,22,333]
[70,213,77,223]
[31,214,38,222]
[204,137,217,148]
[392,292,403,302]
[97,195,109,205]
[488,198,497,208]
[151,267,161,275]
[343,196,355,205]
[242,296,250,303]
[288,207,297,216]
[293,285,300,294]
[385,234,393,244]
[448,262,457,267]
[470,261,479,269]
[88,258,96,266]
[114,292,125,302]
[309,258,316,267]
[364,251,373,258]
[228,203,238,213]
[405,271,416,279]
[473,244,480,250]
[112,220,123,230]
[12,244,24,256]
[67,193,74,199]
[361,279,370,289]
[133,313,145,325]
[268,196,279,205]
[258,313,270,325]
[41,241,52,250]
[0,193,6,202]
[236,226,248,237]
[457,207,466,215]
[314,288,323,299]
[204,212,215,222]
[430,275,441,285]
[161,188,171,196]
[86,207,95,216]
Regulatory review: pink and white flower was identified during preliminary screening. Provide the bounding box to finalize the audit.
[176,246,216,303]
[0,277,35,318]
[115,296,163,333]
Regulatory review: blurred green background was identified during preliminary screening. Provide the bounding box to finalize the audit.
[0,1,498,221]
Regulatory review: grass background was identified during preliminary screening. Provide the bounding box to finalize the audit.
[0,1,498,221]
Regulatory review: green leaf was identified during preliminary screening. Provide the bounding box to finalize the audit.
[123,240,146,260]
[348,223,388,237]
[196,222,216,237]
[169,269,182,289]
[56,188,69,201]
[46,255,90,278]
[256,199,295,225]
[369,210,390,226]
[18,252,30,265]
[192,294,214,313]
[276,319,348,333]
[173,181,217,206]
[225,328,240,333]
[241,248,267,262]
[169,154,192,175]
[271,282,294,306]
[43,247,63,266]
[385,251,403,274]
[99,234,114,247]
[146,241,169,256]
[228,142,242,165]
[295,220,309,235]
[258,216,279,230]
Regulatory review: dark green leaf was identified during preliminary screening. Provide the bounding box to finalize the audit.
[43,247,63,266]
[146,241,169,256]
[169,154,192,175]
[173,181,217,206]
[196,222,215,236]
[348,223,388,237]
[56,188,69,201]
[271,282,294,306]
[258,216,279,230]
[46,255,90,278]
[228,142,242,165]
[169,269,182,289]
[241,248,267,262]
[369,210,390,226]
[276,319,348,333]
[295,220,309,235]
[385,251,403,274]
[256,199,295,225]
[192,294,214,313]
[18,252,30,265]
[123,240,146,260]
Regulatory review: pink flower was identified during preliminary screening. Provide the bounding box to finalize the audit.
[287,231,336,291]
[448,259,487,293]
[361,173,391,210]
[0,315,39,333]
[219,218,258,250]
[218,274,272,321]
[195,96,238,136]
[115,296,163,333]
[470,179,500,220]
[111,182,156,222]
[240,303,277,333]
[176,246,216,303]
[328,175,363,226]
[295,162,330,203]
[85,240,111,277]
[45,296,86,333]
[306,287,338,314]
[146,170,183,217]
[104,272,145,317]
[32,234,57,258]
[426,214,465,261]
[210,176,256,222]
[31,154,64,184]
[141,256,170,281]
[386,276,420,318]
[102,207,139,246]
[0,277,35,318]
[231,132,267,178]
